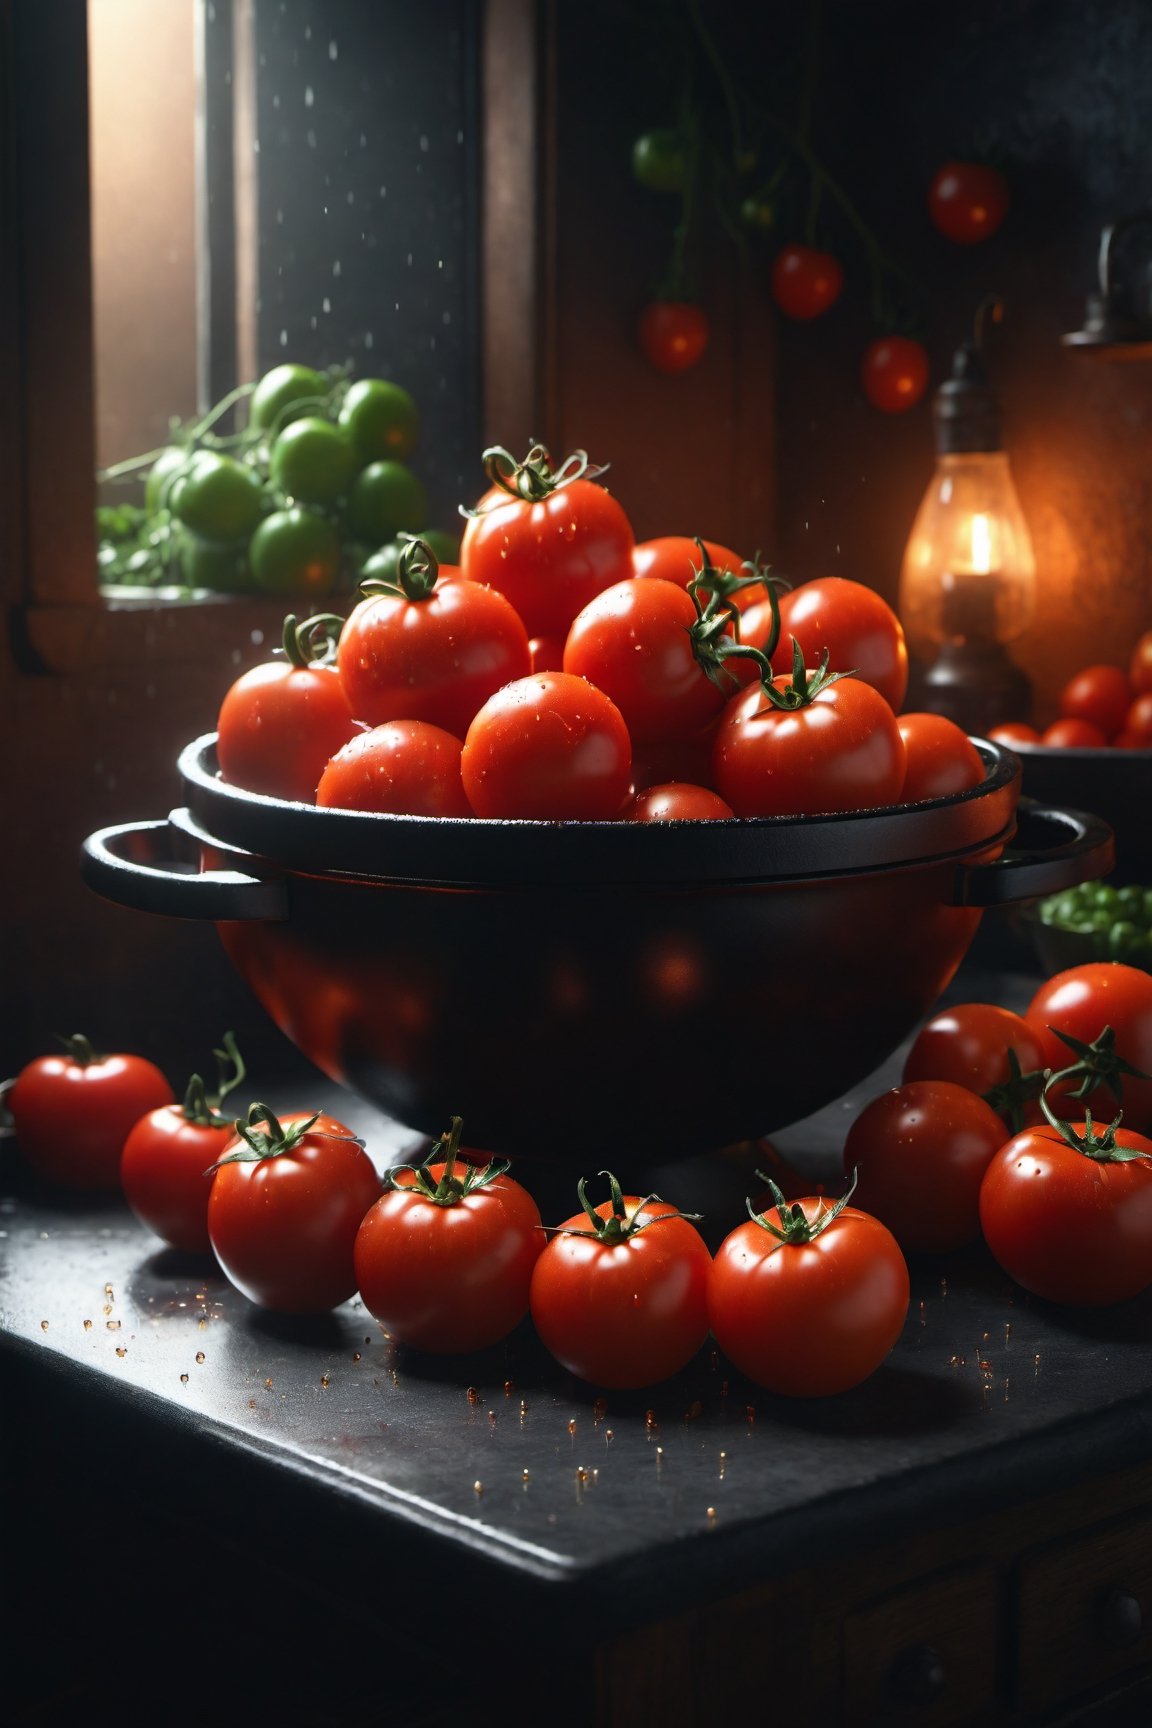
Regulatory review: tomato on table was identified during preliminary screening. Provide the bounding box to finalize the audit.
[337,537,530,740]
[770,244,844,320]
[979,1094,1152,1304]
[844,1080,1008,1254]
[1025,962,1152,1134]
[4,1034,174,1190]
[1059,663,1132,740]
[903,1002,1048,1131]
[770,577,908,712]
[120,1033,246,1254]
[638,301,710,373]
[529,1172,712,1389]
[207,1104,381,1312]
[216,612,357,803]
[896,712,985,803]
[860,337,930,414]
[627,782,734,821]
[708,1178,909,1396]
[927,161,1009,245]
[460,445,635,638]
[461,671,632,820]
[316,720,470,817]
[712,645,906,818]
[355,1117,543,1353]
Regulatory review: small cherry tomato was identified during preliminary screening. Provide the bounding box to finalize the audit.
[980,1103,1152,1305]
[770,244,844,320]
[120,1033,246,1253]
[638,301,710,373]
[771,576,908,711]
[708,1180,909,1396]
[987,721,1041,746]
[628,782,734,821]
[928,161,1009,245]
[337,538,530,740]
[462,672,633,820]
[270,416,358,507]
[249,363,328,433]
[529,1172,713,1388]
[896,712,985,802]
[5,1034,175,1190]
[1040,717,1109,749]
[631,129,688,193]
[316,720,470,816]
[844,1080,1008,1253]
[1130,632,1152,696]
[207,1104,381,1313]
[355,1117,543,1353]
[248,508,342,597]
[1122,692,1152,746]
[337,377,419,465]
[173,450,265,541]
[903,1002,1048,1131]
[1059,663,1133,740]
[860,337,930,414]
[216,613,357,803]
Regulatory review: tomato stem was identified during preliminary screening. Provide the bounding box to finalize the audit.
[469,445,610,513]
[385,1116,512,1206]
[281,612,345,668]
[1045,1023,1152,1113]
[747,1170,858,1243]
[57,1033,99,1069]
[540,1171,701,1244]
[982,1045,1047,1134]
[357,536,443,604]
[1038,1081,1151,1165]
[181,1032,247,1128]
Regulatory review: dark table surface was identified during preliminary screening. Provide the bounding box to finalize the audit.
[5,954,1152,1655]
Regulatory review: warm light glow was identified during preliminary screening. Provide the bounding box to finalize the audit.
[898,452,1037,650]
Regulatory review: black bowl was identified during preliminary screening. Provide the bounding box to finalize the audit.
[80,735,1113,1160]
[1009,741,1152,884]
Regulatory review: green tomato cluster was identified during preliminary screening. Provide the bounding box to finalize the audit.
[1037,881,1152,965]
[97,364,459,599]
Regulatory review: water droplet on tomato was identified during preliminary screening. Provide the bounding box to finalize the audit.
[83,1319,93,1331]
[195,1352,206,1365]
[180,1373,189,1385]
[39,1320,49,1331]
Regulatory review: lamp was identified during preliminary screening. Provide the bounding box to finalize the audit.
[898,301,1036,736]
[1061,210,1152,359]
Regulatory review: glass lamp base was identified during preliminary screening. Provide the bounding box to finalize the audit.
[908,640,1033,737]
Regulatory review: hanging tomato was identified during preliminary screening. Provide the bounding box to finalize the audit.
[638,300,710,373]
[928,161,1009,245]
[770,244,844,320]
[860,336,930,413]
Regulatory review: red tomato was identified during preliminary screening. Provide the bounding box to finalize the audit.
[844,1080,1008,1254]
[980,1112,1152,1304]
[927,161,1009,245]
[207,1105,381,1312]
[337,543,530,740]
[631,536,765,611]
[1121,692,1152,746]
[461,449,635,638]
[708,1182,909,1396]
[1040,717,1109,749]
[217,613,357,803]
[638,300,710,373]
[120,1033,246,1252]
[529,1173,712,1388]
[628,782,734,821]
[6,1034,174,1189]
[354,1118,543,1353]
[903,1003,1048,1130]
[1025,963,1152,1134]
[770,244,844,320]
[897,712,985,803]
[987,721,1041,746]
[860,337,930,414]
[461,672,632,820]
[713,663,906,818]
[1130,631,1152,696]
[316,721,470,816]
[771,577,908,711]
[1059,663,1132,740]
[563,578,736,744]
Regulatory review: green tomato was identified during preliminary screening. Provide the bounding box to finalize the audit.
[1115,885,1147,919]
[338,378,419,465]
[145,446,191,514]
[1090,883,1121,911]
[360,528,460,584]
[417,527,460,565]
[1143,888,1152,926]
[1042,892,1082,928]
[1107,920,1146,960]
[249,363,328,434]
[740,191,777,231]
[346,462,428,544]
[248,508,342,597]
[270,417,358,506]
[178,533,252,593]
[173,451,265,542]
[631,129,687,193]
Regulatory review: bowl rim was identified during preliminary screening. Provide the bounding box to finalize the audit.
[179,732,1022,888]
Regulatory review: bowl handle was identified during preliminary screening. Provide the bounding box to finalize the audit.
[952,799,1115,907]
[81,815,287,922]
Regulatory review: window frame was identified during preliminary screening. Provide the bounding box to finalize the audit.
[0,0,552,675]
